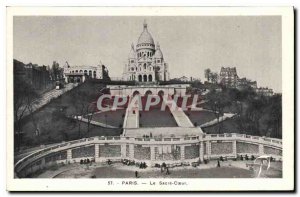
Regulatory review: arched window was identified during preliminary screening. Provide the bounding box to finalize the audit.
[158,90,164,97]
[143,75,147,82]
[138,75,142,82]
[144,63,146,70]
[145,90,152,96]
[148,75,153,82]
[133,91,140,96]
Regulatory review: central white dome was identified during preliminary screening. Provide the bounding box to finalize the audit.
[137,22,155,46]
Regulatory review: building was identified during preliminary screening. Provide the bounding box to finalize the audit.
[236,77,257,90]
[172,76,190,82]
[219,67,239,87]
[122,21,170,82]
[219,67,259,90]
[255,87,274,97]
[63,61,109,83]
[14,59,52,91]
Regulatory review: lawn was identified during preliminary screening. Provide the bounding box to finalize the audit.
[201,117,241,134]
[139,108,178,127]
[17,80,122,151]
[92,109,126,127]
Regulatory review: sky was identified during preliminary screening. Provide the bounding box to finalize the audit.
[13,16,282,92]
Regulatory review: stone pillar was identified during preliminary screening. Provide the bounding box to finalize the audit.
[199,142,204,162]
[121,144,126,158]
[95,144,99,156]
[207,141,211,159]
[150,146,155,161]
[67,149,72,163]
[180,145,185,160]
[129,144,135,159]
[259,144,264,155]
[232,140,237,158]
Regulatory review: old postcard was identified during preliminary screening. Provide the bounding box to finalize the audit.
[6,7,294,191]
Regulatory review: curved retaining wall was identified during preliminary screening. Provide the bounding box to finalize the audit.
[14,133,282,178]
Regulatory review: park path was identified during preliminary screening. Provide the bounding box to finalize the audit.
[73,116,118,129]
[165,95,194,127]
[21,83,78,117]
[200,113,236,128]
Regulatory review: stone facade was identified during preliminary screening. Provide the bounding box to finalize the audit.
[122,21,170,82]
[63,61,109,83]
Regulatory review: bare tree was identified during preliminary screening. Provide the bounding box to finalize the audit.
[85,102,97,137]
[204,68,211,82]
[72,83,98,138]
[14,77,39,151]
[206,89,231,133]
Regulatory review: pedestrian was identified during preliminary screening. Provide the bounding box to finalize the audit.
[217,160,221,168]
[135,171,138,178]
[166,167,170,175]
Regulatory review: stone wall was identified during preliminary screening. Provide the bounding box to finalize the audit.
[71,145,95,158]
[134,145,151,160]
[236,142,259,154]
[99,144,121,157]
[211,142,233,155]
[45,151,67,163]
[264,146,282,156]
[184,145,199,159]
[154,145,181,161]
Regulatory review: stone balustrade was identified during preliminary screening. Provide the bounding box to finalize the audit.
[14,133,282,178]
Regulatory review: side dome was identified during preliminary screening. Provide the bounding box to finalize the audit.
[154,43,163,59]
[128,44,136,59]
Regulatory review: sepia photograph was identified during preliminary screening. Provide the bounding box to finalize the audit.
[6,7,294,191]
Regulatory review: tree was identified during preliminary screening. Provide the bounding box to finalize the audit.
[51,61,60,81]
[204,68,211,82]
[85,103,97,137]
[14,77,39,151]
[71,82,98,138]
[245,97,266,136]
[73,89,87,138]
[264,95,282,138]
[210,72,219,84]
[206,89,231,133]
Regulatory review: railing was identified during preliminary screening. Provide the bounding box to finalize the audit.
[203,133,282,146]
